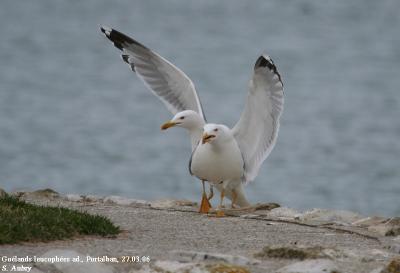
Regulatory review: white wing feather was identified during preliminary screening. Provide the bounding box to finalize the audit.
[232,55,284,184]
[101,26,206,121]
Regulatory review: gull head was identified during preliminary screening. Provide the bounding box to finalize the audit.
[161,110,204,131]
[202,124,231,144]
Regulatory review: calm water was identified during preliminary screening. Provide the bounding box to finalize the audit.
[1,0,399,216]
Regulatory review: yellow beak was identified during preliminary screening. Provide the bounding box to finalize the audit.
[202,133,215,144]
[161,121,178,130]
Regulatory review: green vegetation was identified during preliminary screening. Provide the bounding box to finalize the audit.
[0,195,119,244]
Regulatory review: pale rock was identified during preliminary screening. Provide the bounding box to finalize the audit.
[30,268,45,273]
[369,268,383,273]
[368,217,400,236]
[9,188,35,197]
[352,216,387,227]
[84,194,103,202]
[20,189,59,199]
[35,249,114,273]
[10,190,27,197]
[267,207,300,219]
[339,248,363,259]
[34,188,59,198]
[341,247,393,262]
[131,261,203,273]
[132,261,250,273]
[252,202,281,211]
[390,236,400,253]
[64,194,104,203]
[369,249,391,259]
[174,199,198,207]
[150,199,196,208]
[131,199,151,206]
[389,243,400,254]
[320,248,344,259]
[131,266,155,273]
[0,188,6,198]
[171,250,260,266]
[383,238,400,254]
[276,259,338,273]
[154,260,195,272]
[103,195,149,206]
[298,208,363,225]
[64,194,83,202]
[240,214,263,219]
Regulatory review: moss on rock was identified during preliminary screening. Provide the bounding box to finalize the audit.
[206,263,251,273]
[254,246,327,260]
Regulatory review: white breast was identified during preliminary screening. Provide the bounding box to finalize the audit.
[190,139,244,183]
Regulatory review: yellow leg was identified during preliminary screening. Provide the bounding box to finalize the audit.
[216,189,225,217]
[199,180,212,214]
[231,189,238,209]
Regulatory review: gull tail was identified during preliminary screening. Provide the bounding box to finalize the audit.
[232,183,251,207]
[214,182,251,207]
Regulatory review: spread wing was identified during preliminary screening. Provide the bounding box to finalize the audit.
[100,26,206,121]
[232,55,284,184]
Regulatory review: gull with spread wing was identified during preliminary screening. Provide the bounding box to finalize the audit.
[100,26,284,215]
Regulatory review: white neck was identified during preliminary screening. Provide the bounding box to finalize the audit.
[209,134,236,151]
[189,127,204,151]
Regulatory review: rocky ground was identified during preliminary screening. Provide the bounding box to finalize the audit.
[0,188,399,273]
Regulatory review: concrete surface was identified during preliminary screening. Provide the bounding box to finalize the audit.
[0,189,399,273]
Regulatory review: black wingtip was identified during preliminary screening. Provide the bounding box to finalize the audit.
[255,55,274,70]
[121,54,129,63]
[255,55,283,85]
[100,25,111,36]
[100,25,147,52]
[121,54,136,71]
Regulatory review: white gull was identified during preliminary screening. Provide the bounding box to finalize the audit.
[100,26,284,214]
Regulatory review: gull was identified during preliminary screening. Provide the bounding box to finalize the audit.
[100,26,284,215]
[99,26,248,212]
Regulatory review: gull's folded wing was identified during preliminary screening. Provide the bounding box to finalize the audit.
[232,55,284,184]
[100,26,206,121]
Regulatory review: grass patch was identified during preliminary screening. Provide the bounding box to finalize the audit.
[0,195,120,244]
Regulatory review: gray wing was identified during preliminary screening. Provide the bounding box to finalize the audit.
[100,26,206,120]
[232,55,284,184]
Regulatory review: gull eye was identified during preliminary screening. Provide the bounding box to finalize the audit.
[180,116,185,120]
[213,128,218,132]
